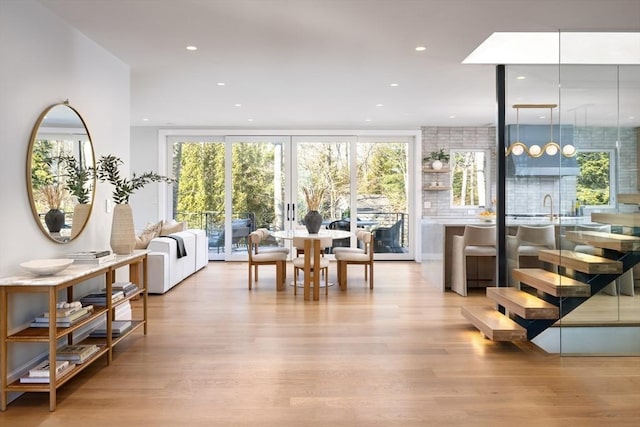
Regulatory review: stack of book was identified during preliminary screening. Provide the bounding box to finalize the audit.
[20,359,75,383]
[29,304,94,328]
[80,290,124,306]
[56,344,101,364]
[65,250,116,265]
[103,281,139,298]
[89,320,133,338]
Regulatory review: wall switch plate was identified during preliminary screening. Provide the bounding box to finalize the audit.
[105,199,112,213]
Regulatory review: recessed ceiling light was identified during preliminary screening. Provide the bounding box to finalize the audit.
[217,82,225,86]
[375,103,384,107]
[186,46,198,51]
[365,118,372,122]
[449,115,456,119]
[539,116,546,119]
[629,116,636,120]
[142,118,149,121]
[247,118,254,122]
[516,75,526,80]
[390,83,399,87]
[415,46,426,51]
[234,104,242,107]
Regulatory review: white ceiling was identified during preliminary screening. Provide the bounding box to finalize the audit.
[39,0,640,129]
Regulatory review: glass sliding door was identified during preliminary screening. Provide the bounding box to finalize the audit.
[168,132,417,261]
[226,136,288,261]
[291,136,355,249]
[357,137,411,258]
[169,137,226,260]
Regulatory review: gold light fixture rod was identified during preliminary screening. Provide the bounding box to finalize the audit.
[512,104,557,109]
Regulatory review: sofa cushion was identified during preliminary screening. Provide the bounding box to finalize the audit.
[161,219,187,235]
[134,220,163,249]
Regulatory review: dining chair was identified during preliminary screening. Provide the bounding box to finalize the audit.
[292,236,332,295]
[334,231,374,290]
[506,224,556,288]
[247,231,288,291]
[253,228,290,282]
[451,225,496,296]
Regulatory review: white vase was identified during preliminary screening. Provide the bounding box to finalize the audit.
[432,160,443,170]
[110,204,136,255]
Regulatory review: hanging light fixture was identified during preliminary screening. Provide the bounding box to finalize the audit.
[506,104,576,157]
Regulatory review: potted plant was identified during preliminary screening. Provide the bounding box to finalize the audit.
[94,155,174,254]
[302,186,325,234]
[41,183,66,233]
[423,148,450,170]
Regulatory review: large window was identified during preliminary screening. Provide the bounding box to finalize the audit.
[450,150,489,208]
[576,150,613,206]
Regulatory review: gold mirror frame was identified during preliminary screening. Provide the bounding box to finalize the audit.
[26,102,96,243]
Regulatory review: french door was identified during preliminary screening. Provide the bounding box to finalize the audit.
[169,134,414,261]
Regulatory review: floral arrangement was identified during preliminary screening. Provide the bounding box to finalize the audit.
[94,155,174,204]
[41,183,65,210]
[303,186,325,211]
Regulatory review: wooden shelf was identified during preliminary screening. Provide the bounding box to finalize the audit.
[0,251,149,411]
[423,167,450,173]
[424,186,450,191]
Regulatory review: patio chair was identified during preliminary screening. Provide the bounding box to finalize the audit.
[372,218,404,253]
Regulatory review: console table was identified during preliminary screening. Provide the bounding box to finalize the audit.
[0,250,148,411]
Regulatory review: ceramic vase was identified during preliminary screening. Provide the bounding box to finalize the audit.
[44,209,65,233]
[431,160,443,170]
[70,203,91,239]
[304,210,323,234]
[110,204,136,254]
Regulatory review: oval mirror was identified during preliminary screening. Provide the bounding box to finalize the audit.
[26,102,96,243]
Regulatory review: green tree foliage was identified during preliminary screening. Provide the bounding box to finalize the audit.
[577,152,610,205]
[361,143,407,211]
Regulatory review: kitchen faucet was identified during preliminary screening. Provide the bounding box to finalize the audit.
[543,194,553,221]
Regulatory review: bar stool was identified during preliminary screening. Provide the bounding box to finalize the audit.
[507,224,556,288]
[451,225,496,296]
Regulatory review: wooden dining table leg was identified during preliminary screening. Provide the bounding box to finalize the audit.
[303,239,311,301]
[312,238,320,301]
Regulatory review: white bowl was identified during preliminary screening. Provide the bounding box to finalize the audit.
[20,259,74,276]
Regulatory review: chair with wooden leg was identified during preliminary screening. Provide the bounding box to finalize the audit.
[292,236,331,296]
[335,231,374,290]
[247,231,288,291]
[253,228,289,280]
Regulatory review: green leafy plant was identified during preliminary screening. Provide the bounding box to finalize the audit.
[95,155,174,204]
[423,148,450,163]
[60,154,93,204]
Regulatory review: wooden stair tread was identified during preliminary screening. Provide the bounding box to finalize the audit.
[461,306,526,341]
[512,268,591,297]
[565,230,640,252]
[618,193,640,204]
[591,212,640,227]
[487,287,559,320]
[538,249,622,274]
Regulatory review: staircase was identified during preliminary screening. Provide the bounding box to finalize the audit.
[461,203,640,342]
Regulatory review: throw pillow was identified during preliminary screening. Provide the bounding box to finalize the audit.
[160,219,187,235]
[134,220,163,249]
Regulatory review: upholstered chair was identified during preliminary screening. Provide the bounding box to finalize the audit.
[334,231,374,290]
[507,225,556,288]
[247,231,288,291]
[451,225,496,296]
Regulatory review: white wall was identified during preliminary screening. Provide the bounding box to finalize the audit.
[130,126,164,229]
[0,0,129,385]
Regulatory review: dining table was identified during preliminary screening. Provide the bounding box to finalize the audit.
[271,229,352,301]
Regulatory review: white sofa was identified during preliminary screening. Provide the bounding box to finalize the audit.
[147,229,207,294]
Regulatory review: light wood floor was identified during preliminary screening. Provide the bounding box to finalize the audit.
[2,261,640,426]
